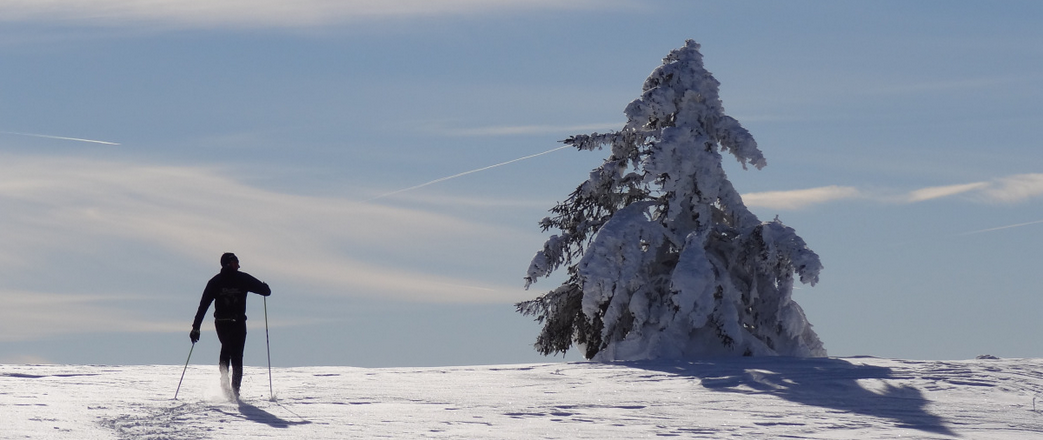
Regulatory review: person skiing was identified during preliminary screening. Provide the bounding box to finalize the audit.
[190,252,271,400]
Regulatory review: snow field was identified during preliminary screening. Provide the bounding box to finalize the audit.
[3,357,1043,439]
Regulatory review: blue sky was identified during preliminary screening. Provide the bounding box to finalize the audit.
[1,1,1041,367]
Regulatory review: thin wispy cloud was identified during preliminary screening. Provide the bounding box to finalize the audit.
[0,291,181,341]
[0,130,120,145]
[974,174,1043,203]
[0,154,531,305]
[902,174,1043,204]
[742,174,1043,210]
[0,286,332,342]
[369,145,571,201]
[0,0,630,28]
[381,192,552,210]
[905,182,990,203]
[959,219,1043,236]
[743,186,862,210]
[439,122,624,137]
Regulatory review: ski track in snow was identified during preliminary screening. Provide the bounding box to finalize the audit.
[2,357,1043,439]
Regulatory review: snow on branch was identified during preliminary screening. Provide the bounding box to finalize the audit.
[517,40,825,361]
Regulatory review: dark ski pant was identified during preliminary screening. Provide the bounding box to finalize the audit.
[214,319,247,394]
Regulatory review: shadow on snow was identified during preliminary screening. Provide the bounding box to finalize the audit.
[232,400,311,429]
[624,356,956,437]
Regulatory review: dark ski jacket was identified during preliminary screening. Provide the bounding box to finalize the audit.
[192,267,271,329]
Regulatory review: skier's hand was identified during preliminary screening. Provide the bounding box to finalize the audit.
[190,328,200,343]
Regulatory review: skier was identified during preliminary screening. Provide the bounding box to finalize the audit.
[190,252,271,400]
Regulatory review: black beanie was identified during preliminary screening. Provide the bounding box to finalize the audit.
[220,252,238,268]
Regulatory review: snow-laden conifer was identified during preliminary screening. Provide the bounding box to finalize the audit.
[517,40,825,360]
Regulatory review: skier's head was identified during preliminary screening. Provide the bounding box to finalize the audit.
[220,252,239,269]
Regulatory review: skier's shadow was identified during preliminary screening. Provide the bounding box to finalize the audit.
[236,400,311,428]
[626,357,956,436]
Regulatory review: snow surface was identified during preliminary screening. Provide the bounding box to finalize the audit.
[3,357,1043,439]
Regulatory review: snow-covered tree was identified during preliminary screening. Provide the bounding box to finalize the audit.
[517,40,825,361]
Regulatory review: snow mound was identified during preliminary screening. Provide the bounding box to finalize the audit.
[3,357,1043,439]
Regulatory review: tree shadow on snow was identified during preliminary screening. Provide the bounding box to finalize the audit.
[235,400,311,429]
[625,357,956,437]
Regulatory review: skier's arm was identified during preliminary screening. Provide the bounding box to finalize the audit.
[191,282,216,330]
[242,273,271,297]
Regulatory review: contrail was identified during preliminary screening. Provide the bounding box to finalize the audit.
[959,219,1043,236]
[368,144,572,201]
[0,131,121,146]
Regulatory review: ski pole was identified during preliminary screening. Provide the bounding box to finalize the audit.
[264,296,274,401]
[174,342,195,400]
